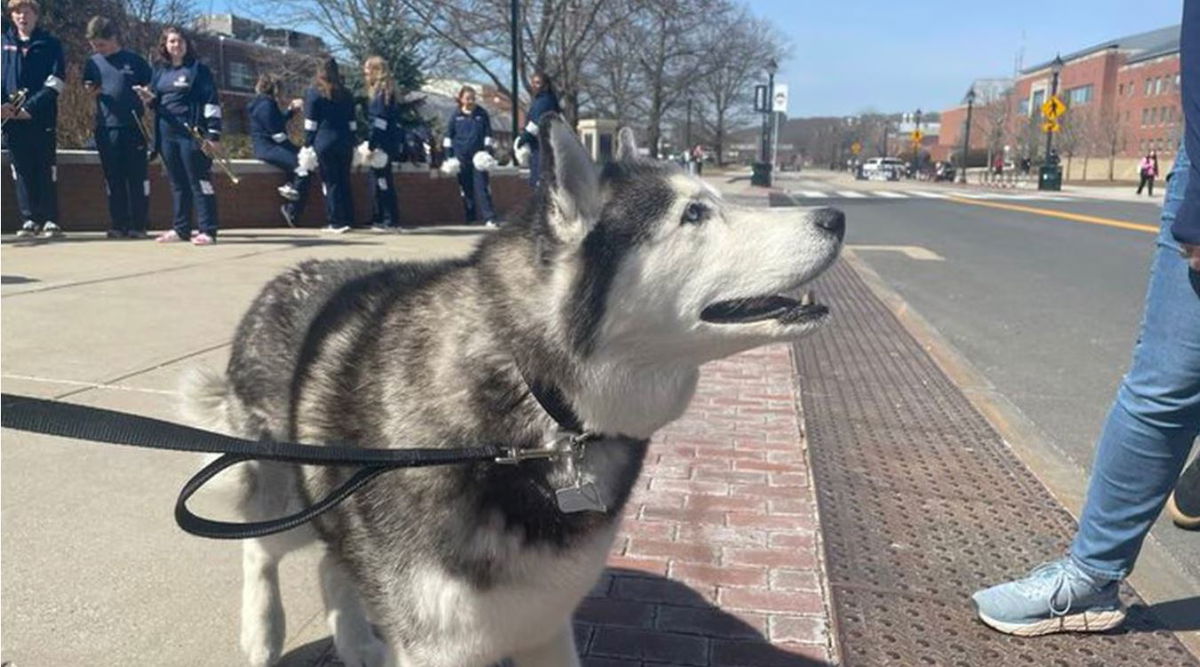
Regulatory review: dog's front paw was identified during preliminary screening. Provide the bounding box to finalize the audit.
[334,632,391,667]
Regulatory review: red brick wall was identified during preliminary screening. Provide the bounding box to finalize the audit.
[1115,54,1183,157]
[1,152,533,233]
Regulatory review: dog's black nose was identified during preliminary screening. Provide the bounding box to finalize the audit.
[813,207,845,241]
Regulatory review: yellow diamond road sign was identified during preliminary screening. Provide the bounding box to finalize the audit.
[911,130,923,143]
[1042,119,1061,133]
[851,141,862,155]
[1041,96,1067,120]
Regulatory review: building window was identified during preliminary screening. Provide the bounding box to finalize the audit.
[1066,84,1092,105]
[1155,77,1165,95]
[1145,78,1153,95]
[1031,89,1045,112]
[1141,108,1148,126]
[228,61,256,90]
[1018,97,1030,115]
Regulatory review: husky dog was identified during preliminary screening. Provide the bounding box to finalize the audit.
[184,114,844,667]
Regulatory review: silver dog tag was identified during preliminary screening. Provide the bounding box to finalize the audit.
[555,482,607,513]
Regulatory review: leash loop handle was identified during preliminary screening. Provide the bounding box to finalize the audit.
[174,454,390,540]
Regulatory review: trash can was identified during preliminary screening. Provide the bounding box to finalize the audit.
[1038,165,1063,191]
[751,161,772,187]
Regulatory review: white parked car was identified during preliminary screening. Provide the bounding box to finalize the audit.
[859,157,905,181]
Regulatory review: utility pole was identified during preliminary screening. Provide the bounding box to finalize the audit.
[1044,55,1063,165]
[911,108,922,178]
[686,98,692,153]
[959,87,976,183]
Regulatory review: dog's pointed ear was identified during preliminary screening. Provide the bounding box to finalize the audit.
[538,113,601,239]
[615,127,639,162]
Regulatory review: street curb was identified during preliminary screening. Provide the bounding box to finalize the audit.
[841,248,1200,657]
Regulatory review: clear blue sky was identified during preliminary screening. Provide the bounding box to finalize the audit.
[744,0,1184,117]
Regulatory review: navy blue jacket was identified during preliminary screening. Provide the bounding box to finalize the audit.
[2,25,64,129]
[150,60,222,140]
[367,89,401,157]
[83,49,151,128]
[303,86,356,151]
[247,93,296,153]
[1173,0,1200,245]
[520,90,560,146]
[445,105,492,159]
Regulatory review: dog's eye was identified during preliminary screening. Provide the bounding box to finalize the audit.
[681,202,708,225]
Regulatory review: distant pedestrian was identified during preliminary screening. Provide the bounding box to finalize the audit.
[443,85,496,227]
[1137,150,1160,196]
[972,0,1199,637]
[302,57,356,233]
[515,71,560,188]
[248,73,308,228]
[83,15,151,239]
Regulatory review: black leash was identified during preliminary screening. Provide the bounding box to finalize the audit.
[0,393,511,540]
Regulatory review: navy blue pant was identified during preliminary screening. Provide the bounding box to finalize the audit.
[161,131,218,237]
[457,159,495,223]
[316,141,354,226]
[96,126,148,233]
[255,142,310,223]
[370,158,401,228]
[5,124,58,224]
[529,145,542,188]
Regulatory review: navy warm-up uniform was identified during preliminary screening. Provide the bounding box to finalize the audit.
[519,89,560,187]
[367,89,403,229]
[445,105,495,224]
[304,86,356,229]
[150,59,221,240]
[83,49,152,237]
[248,93,308,226]
[2,23,63,236]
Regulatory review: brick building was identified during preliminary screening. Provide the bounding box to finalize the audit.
[937,24,1181,179]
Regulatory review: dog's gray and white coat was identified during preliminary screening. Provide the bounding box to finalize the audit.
[184,115,844,667]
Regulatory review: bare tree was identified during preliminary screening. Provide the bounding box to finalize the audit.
[689,7,787,164]
[1095,107,1124,180]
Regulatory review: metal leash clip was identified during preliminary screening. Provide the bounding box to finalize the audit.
[494,430,581,465]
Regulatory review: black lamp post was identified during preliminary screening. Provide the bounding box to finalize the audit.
[1044,54,1064,165]
[510,0,519,142]
[959,87,976,183]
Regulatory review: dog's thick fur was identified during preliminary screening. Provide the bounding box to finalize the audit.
[185,117,843,667]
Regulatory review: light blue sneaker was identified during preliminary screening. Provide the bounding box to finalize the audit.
[971,557,1126,636]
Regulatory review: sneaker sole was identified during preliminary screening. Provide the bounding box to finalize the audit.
[977,607,1126,636]
[1167,491,1200,529]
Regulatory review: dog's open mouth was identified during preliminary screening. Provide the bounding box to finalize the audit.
[700,291,829,325]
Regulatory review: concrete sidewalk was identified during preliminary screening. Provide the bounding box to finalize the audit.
[0,223,833,665]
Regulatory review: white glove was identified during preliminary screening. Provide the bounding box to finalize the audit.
[440,157,461,176]
[296,146,318,176]
[370,147,389,170]
[473,151,497,172]
[514,142,532,167]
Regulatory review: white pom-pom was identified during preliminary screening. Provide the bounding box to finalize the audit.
[297,146,318,176]
[353,141,372,169]
[440,157,461,176]
[370,148,389,170]
[473,151,497,172]
[515,142,532,167]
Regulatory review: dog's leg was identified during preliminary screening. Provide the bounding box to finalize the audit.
[508,624,580,667]
[241,536,288,667]
[320,550,392,667]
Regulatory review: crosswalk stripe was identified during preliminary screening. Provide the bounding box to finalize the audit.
[835,190,868,198]
[872,191,909,198]
[798,191,829,198]
[908,190,947,198]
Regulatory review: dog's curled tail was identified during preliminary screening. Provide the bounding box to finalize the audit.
[180,367,257,508]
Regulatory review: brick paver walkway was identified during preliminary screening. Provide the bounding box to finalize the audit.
[577,345,834,666]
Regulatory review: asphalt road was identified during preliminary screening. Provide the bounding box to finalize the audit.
[771,174,1200,596]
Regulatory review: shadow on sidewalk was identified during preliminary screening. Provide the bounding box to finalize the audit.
[277,567,829,666]
[1131,596,1200,633]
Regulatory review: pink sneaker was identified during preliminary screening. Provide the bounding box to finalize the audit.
[156,230,183,243]
[191,232,216,246]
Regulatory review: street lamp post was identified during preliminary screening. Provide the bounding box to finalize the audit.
[510,0,519,142]
[753,58,777,187]
[1044,54,1063,165]
[959,87,976,183]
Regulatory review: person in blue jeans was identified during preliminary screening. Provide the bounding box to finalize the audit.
[973,0,1200,636]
